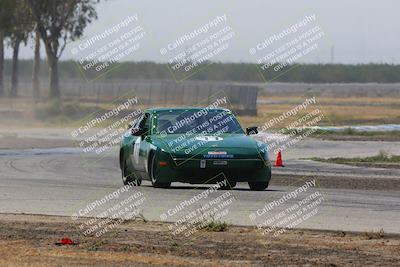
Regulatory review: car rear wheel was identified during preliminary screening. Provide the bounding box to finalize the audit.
[150,153,171,188]
[121,160,141,186]
[248,181,269,191]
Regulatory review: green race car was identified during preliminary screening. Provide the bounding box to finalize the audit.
[119,107,271,190]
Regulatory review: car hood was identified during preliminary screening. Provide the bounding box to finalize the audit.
[151,134,263,159]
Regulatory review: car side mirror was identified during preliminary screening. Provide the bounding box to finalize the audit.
[131,127,141,136]
[246,126,258,135]
[131,127,148,136]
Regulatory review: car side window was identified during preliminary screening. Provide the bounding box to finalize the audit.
[139,113,150,132]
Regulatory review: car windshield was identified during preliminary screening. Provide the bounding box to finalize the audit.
[156,109,244,135]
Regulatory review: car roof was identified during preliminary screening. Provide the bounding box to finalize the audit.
[145,107,231,114]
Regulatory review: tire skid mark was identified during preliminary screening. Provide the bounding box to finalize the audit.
[6,158,31,173]
[39,158,57,173]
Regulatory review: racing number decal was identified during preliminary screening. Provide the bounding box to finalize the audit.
[133,137,141,164]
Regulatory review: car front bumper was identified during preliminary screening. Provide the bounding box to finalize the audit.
[155,156,272,184]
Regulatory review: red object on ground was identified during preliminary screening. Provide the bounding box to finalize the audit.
[57,237,75,245]
[274,150,284,167]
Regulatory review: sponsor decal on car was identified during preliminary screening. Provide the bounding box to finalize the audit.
[195,136,223,142]
[203,151,234,158]
[208,151,227,155]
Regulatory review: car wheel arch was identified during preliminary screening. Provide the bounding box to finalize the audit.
[119,148,125,170]
[147,149,155,174]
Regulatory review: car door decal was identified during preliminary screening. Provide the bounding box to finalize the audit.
[133,137,141,164]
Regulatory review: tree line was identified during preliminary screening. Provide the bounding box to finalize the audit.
[3,60,400,83]
[1,1,399,100]
[0,0,100,99]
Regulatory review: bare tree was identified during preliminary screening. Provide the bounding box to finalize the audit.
[8,0,33,97]
[0,30,4,98]
[0,0,16,98]
[26,0,100,99]
[32,29,40,99]
[9,37,20,97]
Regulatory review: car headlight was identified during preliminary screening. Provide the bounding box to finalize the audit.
[263,150,269,161]
[256,140,269,161]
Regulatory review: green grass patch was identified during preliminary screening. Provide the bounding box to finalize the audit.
[312,128,400,137]
[200,221,229,232]
[364,229,385,240]
[310,151,400,164]
[255,127,400,143]
[278,127,400,137]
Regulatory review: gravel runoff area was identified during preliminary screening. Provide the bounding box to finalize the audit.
[0,213,399,267]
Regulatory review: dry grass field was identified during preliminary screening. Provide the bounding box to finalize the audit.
[239,96,400,128]
[1,93,399,130]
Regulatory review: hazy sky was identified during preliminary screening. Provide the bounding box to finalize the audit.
[5,0,400,64]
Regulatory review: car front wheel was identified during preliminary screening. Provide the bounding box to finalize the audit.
[150,153,171,188]
[248,181,269,191]
[121,160,141,186]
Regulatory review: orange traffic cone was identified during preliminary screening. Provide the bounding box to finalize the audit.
[274,150,284,167]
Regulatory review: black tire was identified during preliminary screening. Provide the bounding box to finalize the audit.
[121,159,141,186]
[248,181,269,191]
[149,153,170,188]
[219,181,236,190]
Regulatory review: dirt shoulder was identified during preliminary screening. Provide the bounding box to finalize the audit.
[310,154,400,170]
[271,174,400,191]
[0,213,399,267]
[340,162,400,169]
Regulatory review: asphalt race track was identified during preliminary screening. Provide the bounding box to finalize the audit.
[0,147,399,234]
